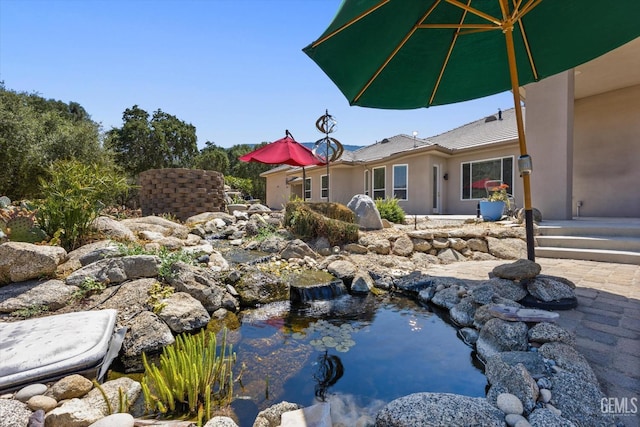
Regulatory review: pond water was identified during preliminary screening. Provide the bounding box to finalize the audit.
[223,293,487,427]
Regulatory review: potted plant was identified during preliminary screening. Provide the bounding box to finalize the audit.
[480,183,510,221]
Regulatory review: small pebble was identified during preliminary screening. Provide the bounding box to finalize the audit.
[539,388,552,403]
[505,413,527,426]
[26,395,57,412]
[536,377,552,389]
[497,393,524,415]
[15,384,48,402]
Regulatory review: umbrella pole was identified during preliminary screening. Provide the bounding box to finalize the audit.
[303,167,307,201]
[504,22,535,261]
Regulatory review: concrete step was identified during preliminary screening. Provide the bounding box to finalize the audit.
[535,247,640,265]
[535,235,640,252]
[534,218,640,264]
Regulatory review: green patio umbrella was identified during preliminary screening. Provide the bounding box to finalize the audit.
[303,0,640,261]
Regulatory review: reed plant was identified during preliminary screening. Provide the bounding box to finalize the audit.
[141,329,236,425]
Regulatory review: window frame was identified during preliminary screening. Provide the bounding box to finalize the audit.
[392,164,408,201]
[320,174,328,199]
[460,156,514,200]
[372,166,386,200]
[304,177,312,200]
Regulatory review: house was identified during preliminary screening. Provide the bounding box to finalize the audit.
[263,38,640,219]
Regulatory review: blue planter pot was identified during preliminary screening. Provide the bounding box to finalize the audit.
[480,201,505,221]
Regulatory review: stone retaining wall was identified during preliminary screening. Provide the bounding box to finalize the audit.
[138,169,225,221]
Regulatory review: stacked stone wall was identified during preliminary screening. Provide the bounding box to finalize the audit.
[138,169,225,221]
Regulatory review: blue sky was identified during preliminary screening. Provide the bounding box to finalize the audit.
[1,0,514,149]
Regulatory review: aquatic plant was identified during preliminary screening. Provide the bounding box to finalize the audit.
[141,329,236,425]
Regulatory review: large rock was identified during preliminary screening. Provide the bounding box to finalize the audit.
[375,392,505,427]
[528,322,576,346]
[94,278,157,322]
[392,236,414,256]
[90,216,136,242]
[528,408,577,427]
[280,239,318,260]
[157,292,211,333]
[120,216,190,239]
[0,398,32,427]
[253,401,303,427]
[166,262,237,312]
[476,318,529,361]
[119,311,175,372]
[65,255,160,287]
[538,342,599,384]
[486,237,527,260]
[0,279,77,313]
[326,260,357,280]
[550,371,614,427]
[525,276,576,302]
[485,360,539,414]
[57,240,119,276]
[233,268,289,307]
[0,242,67,285]
[347,194,383,230]
[492,259,541,280]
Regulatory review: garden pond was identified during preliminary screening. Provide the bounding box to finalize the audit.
[217,291,487,426]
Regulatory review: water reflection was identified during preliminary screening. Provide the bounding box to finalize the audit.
[313,352,344,401]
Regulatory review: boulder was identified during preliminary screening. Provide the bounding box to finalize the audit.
[346,194,383,230]
[253,401,303,427]
[449,297,477,327]
[326,260,357,280]
[486,362,539,414]
[280,239,318,260]
[157,292,211,333]
[392,236,414,256]
[0,242,67,285]
[525,276,576,302]
[528,408,577,427]
[375,392,505,427]
[486,237,527,260]
[538,342,599,384]
[120,216,190,239]
[90,216,136,242]
[0,279,77,313]
[65,255,161,287]
[57,240,118,275]
[549,371,614,427]
[166,263,236,313]
[492,259,541,280]
[233,268,289,307]
[351,271,374,294]
[528,322,576,346]
[476,318,529,361]
[0,399,32,427]
[119,311,175,372]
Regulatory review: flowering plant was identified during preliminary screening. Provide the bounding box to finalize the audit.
[487,183,510,204]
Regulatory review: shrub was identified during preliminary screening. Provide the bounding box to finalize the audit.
[141,329,236,425]
[35,160,130,250]
[375,196,406,224]
[284,201,359,246]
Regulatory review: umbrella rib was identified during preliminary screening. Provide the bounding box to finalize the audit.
[310,0,390,48]
[428,0,473,106]
[353,0,441,104]
[516,17,539,80]
[445,0,502,26]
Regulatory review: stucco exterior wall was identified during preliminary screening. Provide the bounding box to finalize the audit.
[573,84,640,217]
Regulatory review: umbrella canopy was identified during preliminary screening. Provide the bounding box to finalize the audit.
[239,130,324,167]
[303,0,640,260]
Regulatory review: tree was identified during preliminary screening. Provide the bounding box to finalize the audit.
[193,141,230,174]
[0,85,104,199]
[105,105,198,177]
[225,143,271,201]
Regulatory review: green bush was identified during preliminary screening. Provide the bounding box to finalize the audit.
[35,160,130,250]
[225,176,253,198]
[375,196,406,224]
[284,201,359,246]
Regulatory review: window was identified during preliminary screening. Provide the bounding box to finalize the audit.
[393,164,408,200]
[364,170,370,196]
[373,166,386,200]
[461,156,514,200]
[304,177,311,200]
[321,175,328,199]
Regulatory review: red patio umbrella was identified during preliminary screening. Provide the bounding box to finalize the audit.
[239,130,324,167]
[239,130,324,201]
